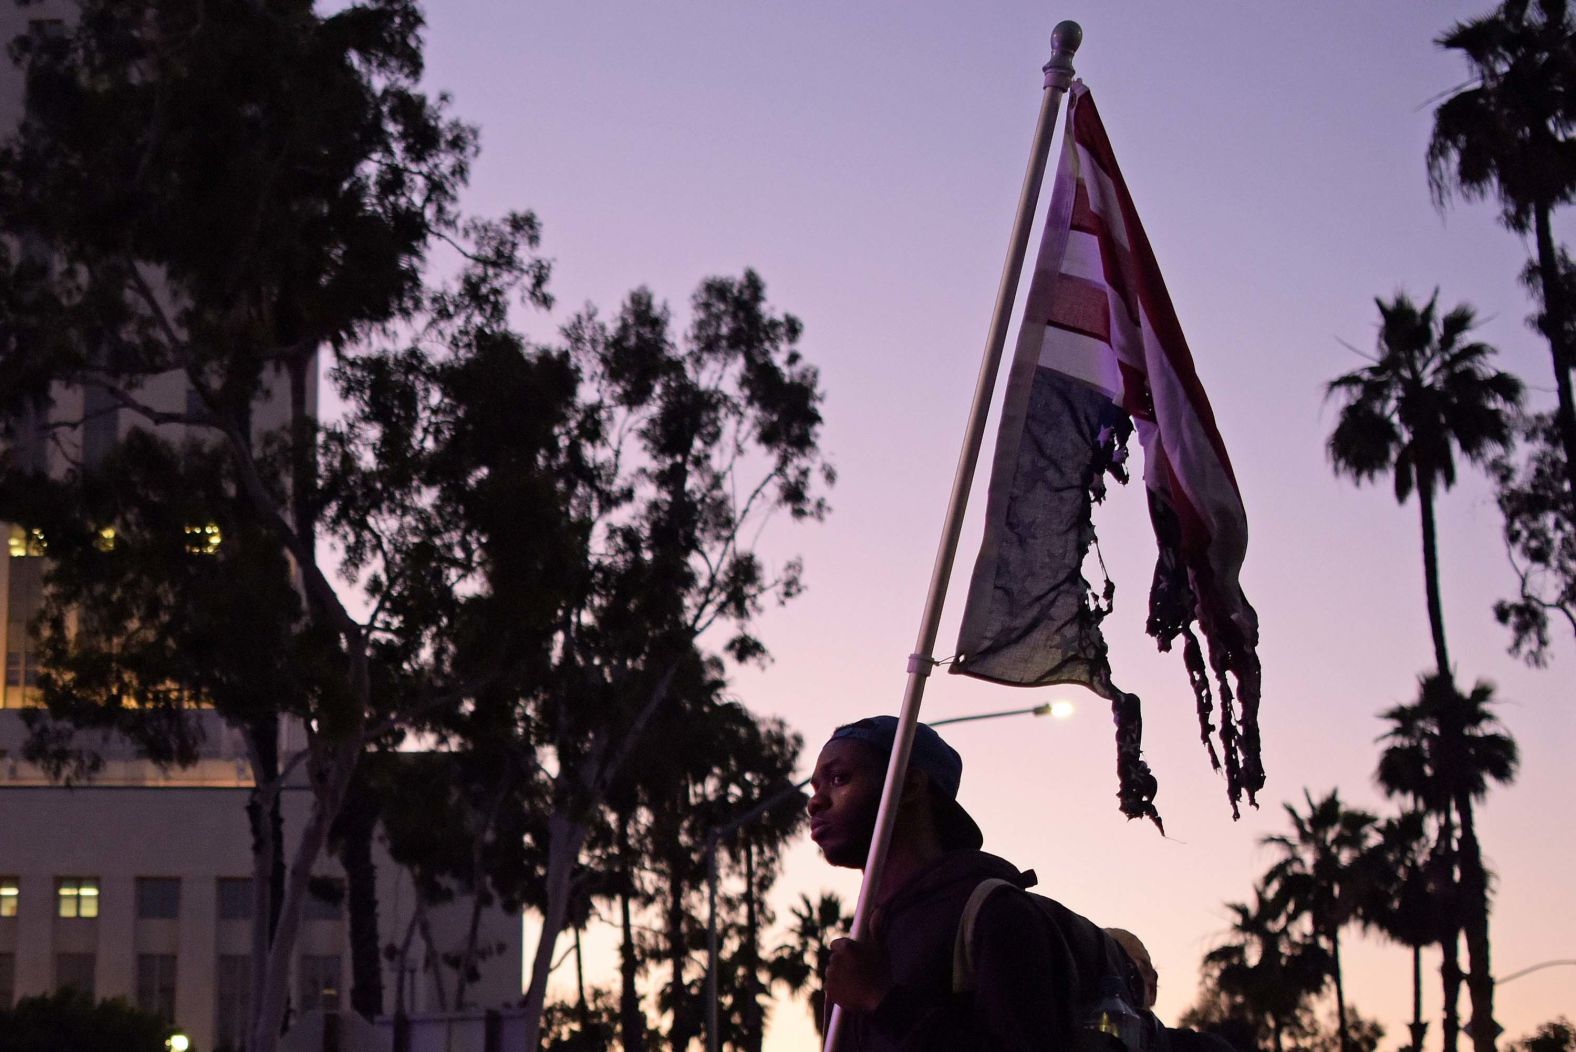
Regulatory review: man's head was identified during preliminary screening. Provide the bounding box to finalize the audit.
[807,716,983,869]
[1106,927,1158,1009]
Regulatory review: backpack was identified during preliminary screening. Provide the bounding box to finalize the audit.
[951,877,1157,1052]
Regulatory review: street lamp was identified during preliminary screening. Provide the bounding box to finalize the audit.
[1497,958,1576,985]
[702,701,1072,1052]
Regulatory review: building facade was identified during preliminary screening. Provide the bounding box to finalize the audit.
[0,723,524,1051]
[0,10,522,1048]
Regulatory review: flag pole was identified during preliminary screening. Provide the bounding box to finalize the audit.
[822,21,1081,1051]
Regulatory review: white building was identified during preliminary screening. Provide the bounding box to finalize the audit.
[0,716,524,1051]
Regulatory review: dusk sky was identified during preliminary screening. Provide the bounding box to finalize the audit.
[411,3,1573,1048]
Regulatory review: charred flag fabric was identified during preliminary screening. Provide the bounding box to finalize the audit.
[952,82,1263,823]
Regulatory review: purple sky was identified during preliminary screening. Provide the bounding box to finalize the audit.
[415,3,1575,1047]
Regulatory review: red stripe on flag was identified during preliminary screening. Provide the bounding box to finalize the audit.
[1041,275,1111,343]
[1069,182,1139,328]
[1071,95,1240,493]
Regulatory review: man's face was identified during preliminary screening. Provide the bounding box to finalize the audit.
[807,738,884,869]
[1130,947,1158,1009]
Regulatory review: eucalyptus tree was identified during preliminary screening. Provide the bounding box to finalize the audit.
[0,3,546,1048]
[1378,675,1520,1052]
[507,274,830,1051]
[1261,789,1379,1052]
[338,270,832,1049]
[1493,409,1576,664]
[1429,0,1576,502]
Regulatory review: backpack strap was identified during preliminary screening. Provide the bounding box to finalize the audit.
[951,877,1015,993]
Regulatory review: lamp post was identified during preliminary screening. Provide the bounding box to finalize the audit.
[1496,958,1576,985]
[702,701,1072,1052]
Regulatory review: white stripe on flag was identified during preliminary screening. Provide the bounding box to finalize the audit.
[1039,326,1124,400]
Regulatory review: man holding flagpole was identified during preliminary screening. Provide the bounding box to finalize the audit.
[809,716,1078,1050]
[819,18,1263,1052]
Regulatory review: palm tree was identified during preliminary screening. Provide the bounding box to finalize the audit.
[1362,810,1451,1052]
[1329,291,1522,1052]
[1428,0,1576,503]
[1202,890,1330,1052]
[1327,291,1524,677]
[1262,789,1379,1052]
[769,892,850,1039]
[1378,675,1521,1052]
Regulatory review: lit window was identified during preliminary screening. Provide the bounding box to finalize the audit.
[183,523,221,556]
[6,526,45,558]
[57,878,99,919]
[0,877,16,918]
[93,527,117,552]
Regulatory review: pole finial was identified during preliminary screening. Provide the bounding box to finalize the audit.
[1044,20,1082,90]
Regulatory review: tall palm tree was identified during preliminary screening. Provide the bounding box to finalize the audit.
[1362,810,1451,1052]
[1262,789,1379,1052]
[1378,675,1521,1052]
[1329,291,1522,1052]
[769,892,850,1039]
[1327,291,1524,677]
[1203,890,1331,1052]
[1428,0,1576,503]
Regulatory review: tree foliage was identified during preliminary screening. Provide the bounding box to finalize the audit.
[1188,890,1330,1052]
[1261,790,1378,1052]
[1327,292,1522,506]
[0,1,545,1046]
[1510,1019,1576,1052]
[1326,290,1522,680]
[1375,674,1519,1052]
[1493,412,1576,664]
[770,892,851,1039]
[0,990,171,1052]
[1429,0,1576,505]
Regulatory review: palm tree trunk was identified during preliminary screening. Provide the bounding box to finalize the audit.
[743,841,763,1052]
[1408,943,1427,1052]
[1453,789,1498,1052]
[1533,204,1576,504]
[618,814,645,1052]
[575,924,589,1031]
[1442,934,1464,1052]
[1436,817,1463,1052]
[667,843,697,1052]
[1331,929,1351,1052]
[1418,479,1452,678]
